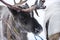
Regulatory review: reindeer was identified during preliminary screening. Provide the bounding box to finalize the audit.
[45,1,60,40]
[0,0,46,40]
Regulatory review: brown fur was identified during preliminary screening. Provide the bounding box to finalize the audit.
[49,32,60,40]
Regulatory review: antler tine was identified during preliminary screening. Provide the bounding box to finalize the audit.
[14,0,22,5]
[14,0,16,5]
[0,0,21,10]
[19,0,23,3]
[19,0,27,4]
[14,0,27,6]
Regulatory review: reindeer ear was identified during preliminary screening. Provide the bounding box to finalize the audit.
[8,7,18,16]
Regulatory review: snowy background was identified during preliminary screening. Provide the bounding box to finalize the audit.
[0,0,58,40]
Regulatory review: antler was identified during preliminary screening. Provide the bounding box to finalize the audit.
[32,0,46,16]
[0,0,36,12]
[0,0,46,13]
[14,0,27,6]
[0,0,21,11]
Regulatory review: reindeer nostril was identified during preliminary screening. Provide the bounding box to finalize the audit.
[34,28,40,34]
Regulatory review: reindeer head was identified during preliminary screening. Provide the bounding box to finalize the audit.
[0,0,46,34]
